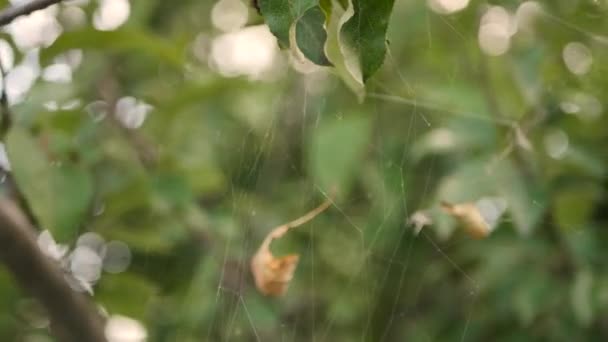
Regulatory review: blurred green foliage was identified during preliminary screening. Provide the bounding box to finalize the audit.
[0,0,607,341]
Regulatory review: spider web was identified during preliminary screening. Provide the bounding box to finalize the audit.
[195,4,605,342]
[205,71,484,342]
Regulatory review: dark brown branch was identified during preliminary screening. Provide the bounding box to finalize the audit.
[0,2,105,340]
[0,0,63,27]
[0,198,107,342]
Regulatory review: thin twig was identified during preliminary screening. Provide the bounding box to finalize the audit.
[0,198,107,341]
[261,197,333,249]
[0,0,63,27]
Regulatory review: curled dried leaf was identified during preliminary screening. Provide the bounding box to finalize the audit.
[441,201,491,239]
[251,198,333,296]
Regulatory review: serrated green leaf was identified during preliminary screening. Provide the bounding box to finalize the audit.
[339,0,395,83]
[309,114,371,196]
[6,128,93,241]
[295,6,332,66]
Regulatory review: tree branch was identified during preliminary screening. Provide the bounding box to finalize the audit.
[0,198,107,341]
[0,0,63,27]
[0,2,105,341]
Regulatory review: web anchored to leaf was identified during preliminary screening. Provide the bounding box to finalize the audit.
[251,196,333,296]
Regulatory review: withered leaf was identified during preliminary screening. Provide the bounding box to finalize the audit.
[251,198,332,296]
[440,201,491,239]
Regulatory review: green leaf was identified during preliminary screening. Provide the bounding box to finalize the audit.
[51,165,94,240]
[494,160,546,236]
[571,269,594,327]
[553,186,598,231]
[40,29,184,68]
[339,0,395,83]
[259,0,331,66]
[325,0,364,98]
[258,0,316,47]
[6,128,93,241]
[309,114,371,196]
[295,6,332,66]
[319,0,332,14]
[97,273,158,319]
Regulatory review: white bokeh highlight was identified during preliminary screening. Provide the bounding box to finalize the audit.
[115,96,153,129]
[60,5,88,30]
[37,230,131,295]
[210,25,279,80]
[0,143,11,171]
[427,0,470,15]
[37,230,69,261]
[103,241,132,274]
[544,129,569,159]
[0,40,15,70]
[211,0,249,32]
[563,42,593,76]
[515,1,542,33]
[77,232,107,258]
[478,6,516,56]
[86,100,110,122]
[42,63,72,83]
[7,6,62,51]
[70,246,103,284]
[476,197,508,230]
[560,92,603,121]
[105,315,147,342]
[93,0,131,31]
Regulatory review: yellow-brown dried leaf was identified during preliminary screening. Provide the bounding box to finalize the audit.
[440,201,490,239]
[251,199,332,296]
